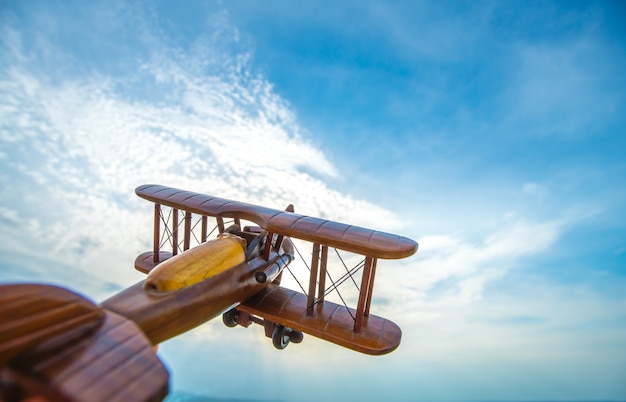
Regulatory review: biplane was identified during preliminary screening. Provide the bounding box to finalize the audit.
[0,184,418,401]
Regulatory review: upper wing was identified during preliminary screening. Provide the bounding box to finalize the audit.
[136,184,417,260]
[0,284,169,402]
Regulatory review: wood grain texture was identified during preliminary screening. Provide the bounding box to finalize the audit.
[103,251,290,345]
[135,250,173,274]
[238,284,402,355]
[136,184,418,259]
[0,284,104,367]
[7,311,168,402]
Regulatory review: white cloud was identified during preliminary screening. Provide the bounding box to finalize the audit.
[1,3,625,401]
[0,1,606,320]
[0,206,19,225]
[0,7,403,293]
[373,216,565,315]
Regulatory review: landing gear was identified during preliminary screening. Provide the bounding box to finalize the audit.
[272,325,290,349]
[222,308,239,328]
[289,329,304,344]
[223,308,303,350]
[272,324,303,350]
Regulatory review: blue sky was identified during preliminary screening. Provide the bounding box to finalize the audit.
[1,1,625,401]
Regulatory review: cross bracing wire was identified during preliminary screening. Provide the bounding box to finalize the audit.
[289,241,358,322]
[158,208,175,250]
[334,248,360,290]
[159,208,226,253]
[323,259,365,298]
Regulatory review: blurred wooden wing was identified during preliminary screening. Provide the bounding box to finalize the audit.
[0,284,169,402]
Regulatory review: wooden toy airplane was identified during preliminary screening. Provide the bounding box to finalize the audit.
[0,184,418,401]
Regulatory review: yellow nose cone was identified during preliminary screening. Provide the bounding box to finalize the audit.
[144,233,246,292]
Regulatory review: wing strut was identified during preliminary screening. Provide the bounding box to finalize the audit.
[153,203,160,263]
[317,245,329,303]
[354,256,376,332]
[201,215,208,242]
[364,258,378,317]
[183,211,192,251]
[306,243,321,315]
[298,242,379,332]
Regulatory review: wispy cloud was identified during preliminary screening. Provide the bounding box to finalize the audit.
[1,2,625,401]
[376,216,564,315]
[1,0,621,319]
[0,4,403,294]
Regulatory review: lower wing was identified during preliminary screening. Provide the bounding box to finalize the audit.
[236,284,402,355]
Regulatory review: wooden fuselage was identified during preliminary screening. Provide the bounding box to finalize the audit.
[103,243,293,345]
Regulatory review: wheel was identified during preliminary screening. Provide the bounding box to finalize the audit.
[289,330,304,344]
[272,325,290,350]
[222,309,239,328]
